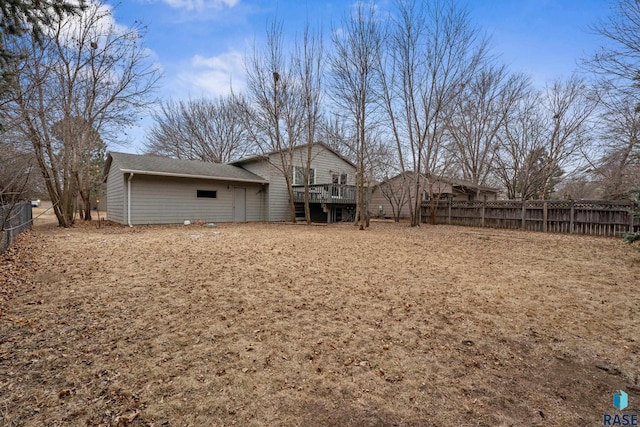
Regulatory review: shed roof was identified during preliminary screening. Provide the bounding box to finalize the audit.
[104,152,269,184]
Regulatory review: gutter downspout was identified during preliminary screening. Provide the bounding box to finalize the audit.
[127,172,134,227]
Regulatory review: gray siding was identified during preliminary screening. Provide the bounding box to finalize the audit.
[106,160,125,224]
[254,145,356,222]
[106,145,354,225]
[128,175,266,225]
[238,160,272,221]
[290,145,355,186]
[265,167,290,222]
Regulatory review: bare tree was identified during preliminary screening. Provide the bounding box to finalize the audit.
[3,1,160,227]
[50,116,105,220]
[329,2,382,230]
[318,113,354,160]
[244,21,304,222]
[145,95,252,163]
[293,25,324,224]
[379,0,487,226]
[0,142,34,205]
[588,0,640,102]
[446,66,529,186]
[591,92,640,199]
[1,0,84,231]
[493,77,596,200]
[494,90,546,199]
[584,0,640,199]
[378,172,410,222]
[541,77,597,198]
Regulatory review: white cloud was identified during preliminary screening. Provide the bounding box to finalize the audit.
[50,1,127,47]
[177,50,246,97]
[160,0,239,11]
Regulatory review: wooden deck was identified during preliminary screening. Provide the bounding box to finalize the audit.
[292,184,356,204]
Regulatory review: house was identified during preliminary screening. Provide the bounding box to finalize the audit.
[370,172,499,220]
[103,143,357,225]
[427,176,500,202]
[231,143,356,223]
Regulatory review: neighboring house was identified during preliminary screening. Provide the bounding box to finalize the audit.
[370,172,499,220]
[428,176,499,202]
[369,171,425,220]
[103,143,357,225]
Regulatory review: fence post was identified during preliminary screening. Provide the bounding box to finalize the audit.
[543,202,548,233]
[481,201,485,227]
[521,201,526,230]
[448,198,452,225]
[570,201,574,234]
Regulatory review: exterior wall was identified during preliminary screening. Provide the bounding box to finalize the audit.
[106,160,125,224]
[370,175,428,219]
[240,145,356,222]
[265,169,290,222]
[127,175,266,225]
[370,187,410,219]
[238,159,278,222]
[289,145,355,186]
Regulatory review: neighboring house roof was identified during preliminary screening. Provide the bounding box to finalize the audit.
[372,171,499,193]
[104,152,269,184]
[230,141,356,168]
[371,171,417,189]
[439,176,499,193]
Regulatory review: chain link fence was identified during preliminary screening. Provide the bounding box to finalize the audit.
[1,201,33,253]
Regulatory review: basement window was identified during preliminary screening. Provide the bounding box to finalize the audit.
[197,190,217,199]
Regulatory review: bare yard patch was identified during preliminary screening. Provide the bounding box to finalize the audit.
[1,222,639,426]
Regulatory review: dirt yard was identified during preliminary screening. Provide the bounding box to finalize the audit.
[1,221,639,426]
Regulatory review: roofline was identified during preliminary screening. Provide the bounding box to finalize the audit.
[102,154,114,183]
[118,168,269,184]
[230,142,356,168]
[449,181,499,193]
[371,171,499,192]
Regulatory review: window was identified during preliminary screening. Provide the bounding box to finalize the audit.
[332,173,348,197]
[332,173,347,185]
[197,190,217,198]
[293,166,315,185]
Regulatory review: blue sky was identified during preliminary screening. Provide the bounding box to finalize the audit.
[104,0,613,152]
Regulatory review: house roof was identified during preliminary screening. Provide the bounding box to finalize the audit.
[441,176,499,193]
[104,152,269,184]
[230,142,356,168]
[372,171,499,193]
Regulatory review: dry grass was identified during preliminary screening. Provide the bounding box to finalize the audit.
[1,221,639,426]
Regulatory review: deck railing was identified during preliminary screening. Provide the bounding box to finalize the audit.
[292,184,356,204]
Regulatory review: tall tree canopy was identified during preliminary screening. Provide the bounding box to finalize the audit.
[3,1,160,226]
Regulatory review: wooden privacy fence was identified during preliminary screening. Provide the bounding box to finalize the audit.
[422,199,639,237]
